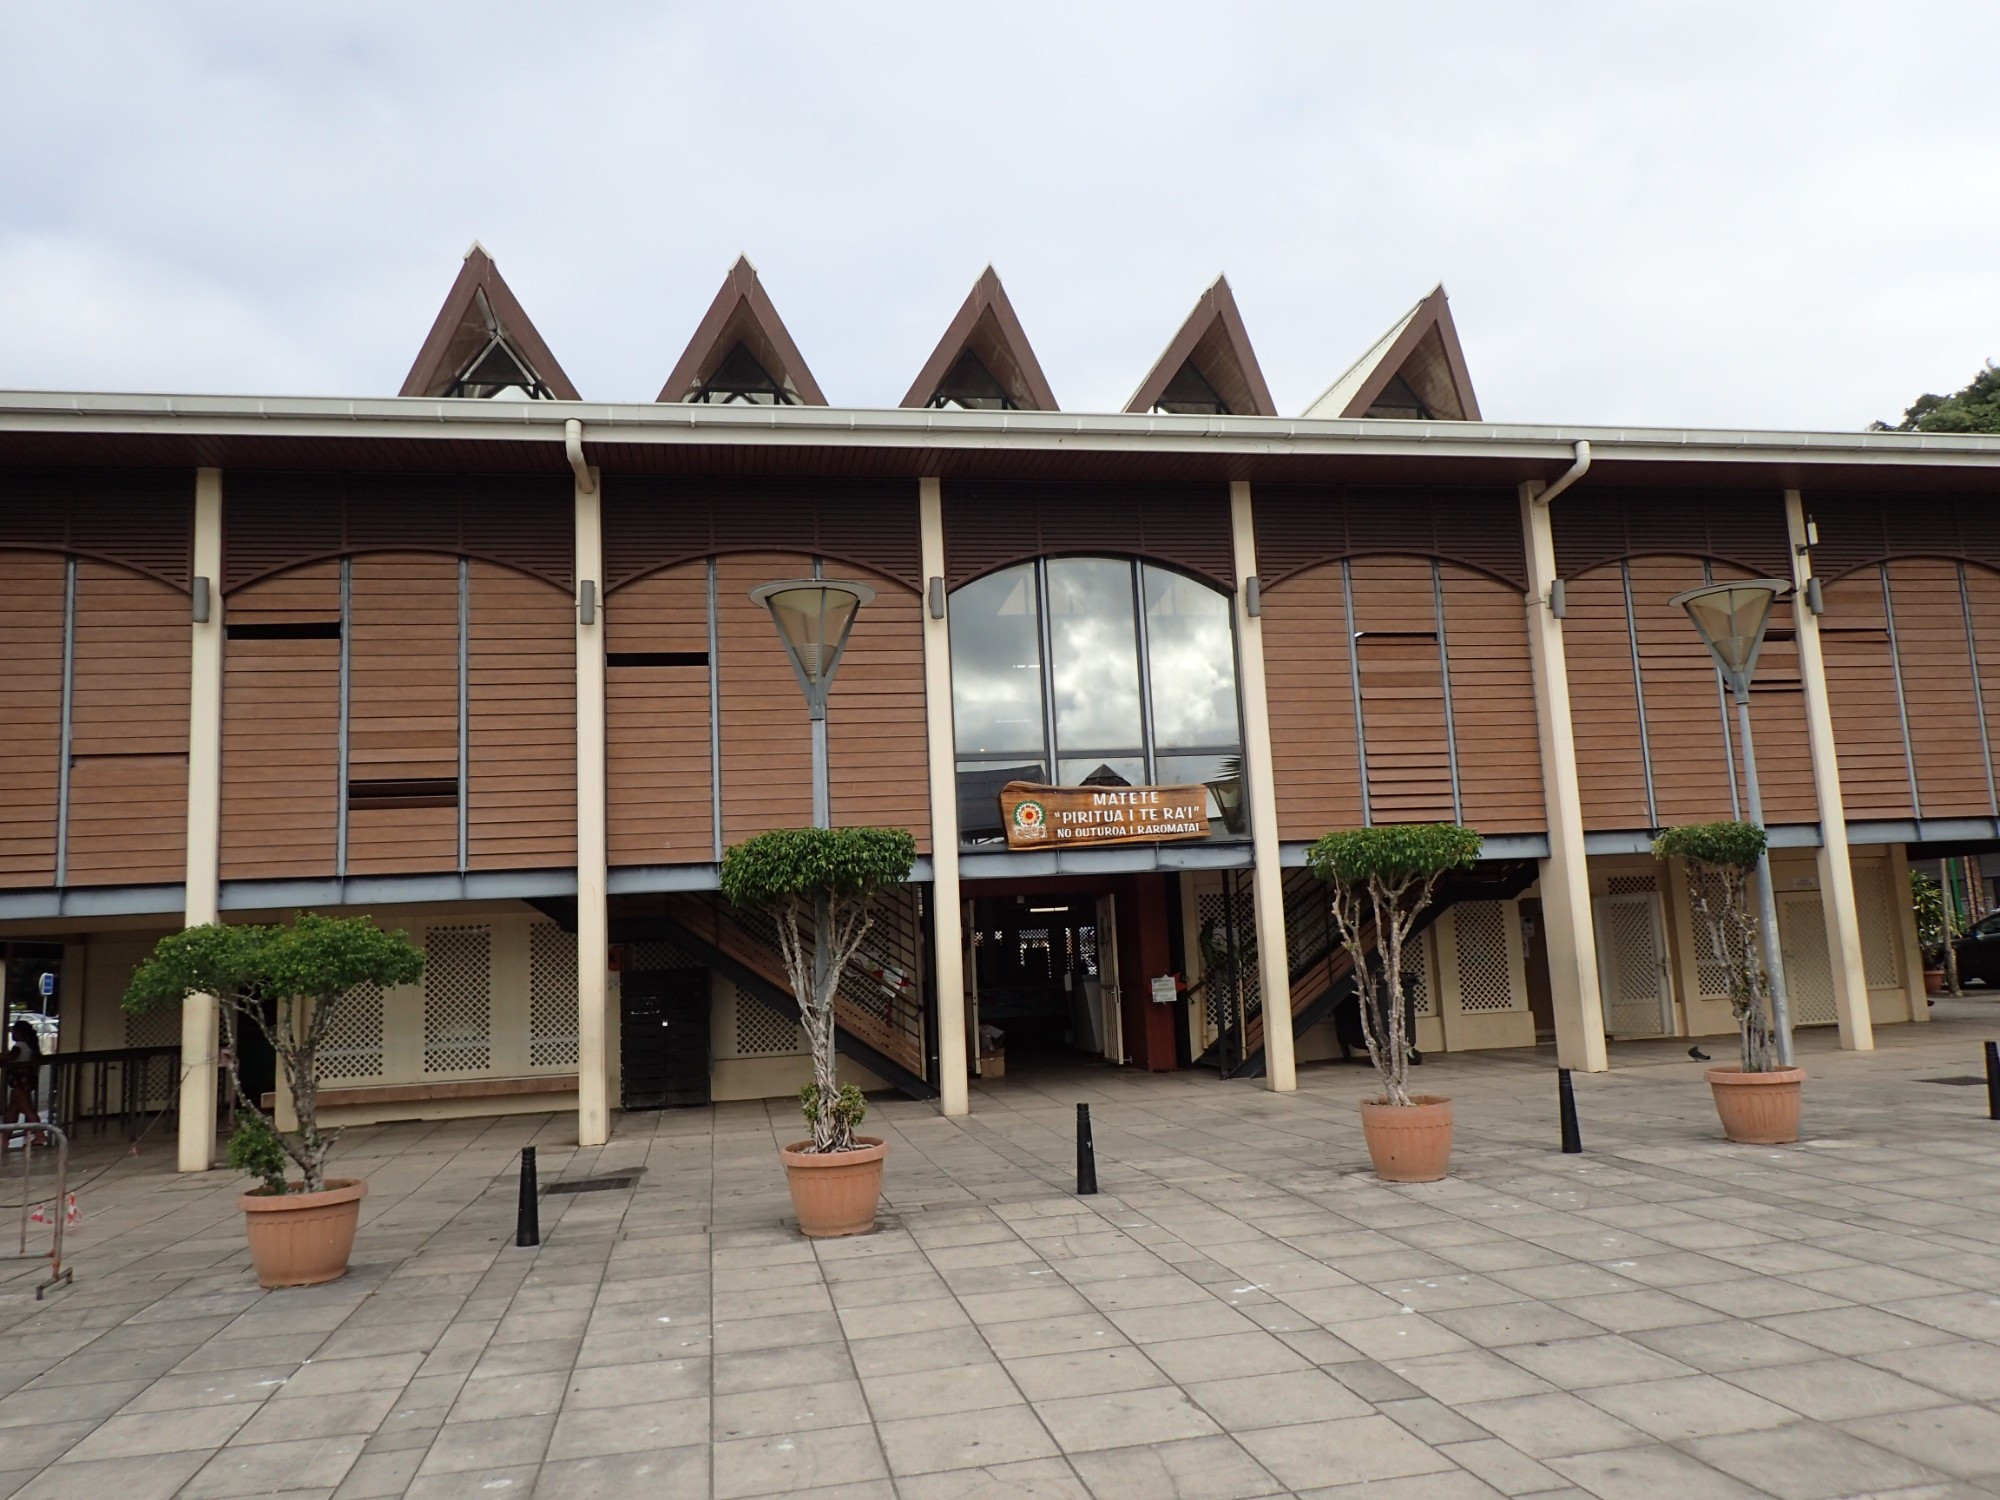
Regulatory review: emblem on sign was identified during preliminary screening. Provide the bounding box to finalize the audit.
[1010,797,1050,843]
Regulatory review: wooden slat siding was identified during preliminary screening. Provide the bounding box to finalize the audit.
[1563,569,1651,827]
[605,479,921,593]
[0,469,193,589]
[65,563,190,884]
[1810,492,2000,583]
[1253,486,1528,591]
[1710,562,1818,825]
[220,563,340,879]
[717,552,814,842]
[0,553,67,886]
[345,553,459,874]
[1350,558,1454,823]
[1552,489,1791,581]
[1626,556,1735,825]
[1440,565,1545,832]
[1887,558,1991,817]
[827,575,929,850]
[1260,562,1364,839]
[1964,566,2000,808]
[468,562,575,869]
[944,481,1234,590]
[606,561,713,864]
[1819,572,1915,818]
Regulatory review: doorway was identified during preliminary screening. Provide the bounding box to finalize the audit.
[1594,890,1673,1038]
[967,894,1108,1069]
[620,967,711,1108]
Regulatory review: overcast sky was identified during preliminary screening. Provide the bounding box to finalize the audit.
[2,4,1994,430]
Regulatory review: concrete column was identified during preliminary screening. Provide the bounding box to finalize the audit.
[178,468,225,1172]
[1230,482,1296,1092]
[575,468,611,1147]
[1520,485,1608,1072]
[919,479,969,1116]
[1787,490,1874,1050]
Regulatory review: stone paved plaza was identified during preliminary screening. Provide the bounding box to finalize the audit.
[8,1006,2000,1499]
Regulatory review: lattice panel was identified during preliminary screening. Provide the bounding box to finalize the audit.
[1854,862,1902,989]
[422,925,493,1074]
[1607,875,1657,895]
[529,922,579,1068]
[734,987,802,1056]
[1782,894,1839,1026]
[1601,896,1668,1036]
[1453,902,1518,1013]
[125,997,181,1049]
[320,981,385,1082]
[1689,867,1741,1000]
[1197,886,1261,1030]
[627,939,696,973]
[1404,932,1433,1017]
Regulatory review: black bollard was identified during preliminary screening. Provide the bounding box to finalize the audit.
[516,1146,540,1247]
[1076,1103,1098,1195]
[1986,1042,2000,1123]
[1558,1068,1583,1154]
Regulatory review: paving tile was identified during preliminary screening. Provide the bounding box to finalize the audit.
[1390,1346,1558,1404]
[1141,1330,1311,1384]
[1633,1319,1830,1373]
[1723,1356,1955,1420]
[545,1395,707,1460]
[329,1450,423,1499]
[1006,1346,1167,1401]
[1843,1406,2000,1481]
[415,1413,555,1476]
[1866,1339,2000,1401]
[1183,1369,1370,1430]
[1236,1413,1459,1490]
[1686,1424,1946,1500]
[63,1402,254,1460]
[876,1403,1058,1476]
[713,1421,890,1497]
[234,1387,402,1443]
[1496,1333,1694,1391]
[979,1313,1128,1360]
[0,1379,149,1427]
[533,1445,708,1498]
[894,1456,1088,1500]
[1546,1442,1769,1499]
[1457,1390,1651,1459]
[1066,1435,1282,1499]
[1435,1437,1568,1497]
[1033,1383,1220,1452]
[179,1435,366,1499]
[11,1450,209,1500]
[1578,1373,1797,1440]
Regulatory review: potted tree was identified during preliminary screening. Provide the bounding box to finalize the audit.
[124,912,425,1287]
[1654,821,1803,1144]
[1911,869,1952,997]
[719,825,917,1237]
[1307,823,1481,1182]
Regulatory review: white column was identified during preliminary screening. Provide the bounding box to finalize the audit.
[178,468,224,1171]
[575,469,611,1146]
[1787,490,1873,1051]
[1520,485,1608,1072]
[919,479,970,1116]
[1231,482,1297,1092]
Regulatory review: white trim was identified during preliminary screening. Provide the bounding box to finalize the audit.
[178,467,223,1172]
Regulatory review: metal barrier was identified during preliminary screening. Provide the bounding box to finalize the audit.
[44,1046,183,1138]
[3,1122,73,1299]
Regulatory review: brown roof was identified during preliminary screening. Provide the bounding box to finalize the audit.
[1308,285,1481,421]
[400,244,581,401]
[1125,276,1278,417]
[901,268,1059,411]
[656,256,827,405]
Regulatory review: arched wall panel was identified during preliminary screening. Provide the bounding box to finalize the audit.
[0,553,69,887]
[606,560,715,864]
[468,562,576,870]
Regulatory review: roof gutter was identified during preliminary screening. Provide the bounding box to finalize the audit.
[1531,439,1591,505]
[564,417,595,494]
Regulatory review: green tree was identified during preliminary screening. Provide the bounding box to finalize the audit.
[124,913,425,1192]
[720,827,917,1152]
[1306,823,1481,1106]
[1653,822,1775,1072]
[1874,362,2000,434]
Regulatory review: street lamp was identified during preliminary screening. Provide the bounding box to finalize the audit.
[1669,578,1796,1066]
[750,578,876,829]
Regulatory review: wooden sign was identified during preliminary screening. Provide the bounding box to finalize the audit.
[998,782,1210,850]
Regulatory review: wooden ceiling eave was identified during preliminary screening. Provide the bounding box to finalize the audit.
[657,256,828,406]
[1124,276,1278,418]
[1329,285,1481,422]
[400,245,582,402]
[901,268,1059,411]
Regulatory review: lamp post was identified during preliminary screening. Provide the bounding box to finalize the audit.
[1668,578,1796,1066]
[749,578,876,829]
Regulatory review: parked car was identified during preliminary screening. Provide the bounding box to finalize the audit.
[1936,912,2000,986]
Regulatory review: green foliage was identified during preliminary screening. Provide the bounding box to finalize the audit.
[124,913,425,1192]
[1306,824,1482,887]
[1875,362,2000,435]
[720,827,917,910]
[1652,821,1767,871]
[227,1112,290,1196]
[800,1082,867,1143]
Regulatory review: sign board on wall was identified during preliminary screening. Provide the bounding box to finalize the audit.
[999,782,1209,850]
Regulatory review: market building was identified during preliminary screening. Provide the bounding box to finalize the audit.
[3,246,1997,1172]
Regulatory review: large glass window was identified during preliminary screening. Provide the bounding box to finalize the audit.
[950,557,1244,842]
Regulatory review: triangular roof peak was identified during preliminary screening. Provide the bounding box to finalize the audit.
[657,255,827,406]
[1305,284,1481,421]
[401,244,580,400]
[901,267,1058,411]
[1125,276,1277,418]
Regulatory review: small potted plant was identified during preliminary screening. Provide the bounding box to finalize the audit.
[1308,823,1480,1182]
[1911,869,1952,997]
[124,912,425,1286]
[1654,821,1803,1144]
[720,826,916,1237]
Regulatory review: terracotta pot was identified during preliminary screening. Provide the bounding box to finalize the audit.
[780,1137,886,1238]
[1358,1096,1453,1182]
[1924,967,1947,996]
[239,1179,366,1288]
[1707,1066,1804,1145]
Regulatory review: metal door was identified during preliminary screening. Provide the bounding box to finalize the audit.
[1778,891,1837,1025]
[1593,892,1672,1038]
[620,967,711,1109]
[1096,893,1124,1064]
